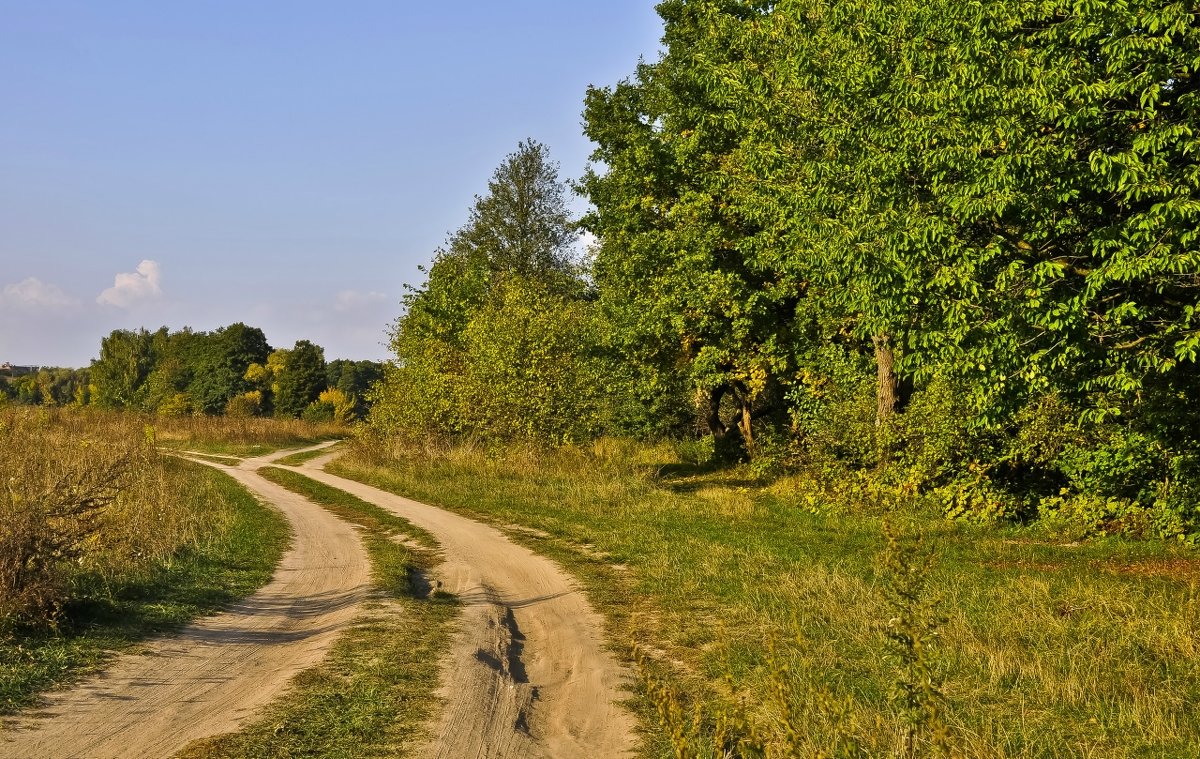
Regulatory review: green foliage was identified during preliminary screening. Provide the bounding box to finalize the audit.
[369,140,637,444]
[459,277,615,442]
[565,0,1200,538]
[91,328,161,408]
[79,323,374,419]
[273,340,326,418]
[305,388,355,425]
[0,367,89,407]
[581,5,797,442]
[456,137,579,280]
[224,391,263,419]
[374,274,625,443]
[300,399,334,424]
[88,323,278,416]
[325,359,382,419]
[156,392,193,417]
[186,323,271,415]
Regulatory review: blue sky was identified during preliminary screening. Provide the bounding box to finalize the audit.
[0,1,664,366]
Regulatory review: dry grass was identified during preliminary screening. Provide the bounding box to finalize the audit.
[0,407,207,626]
[151,414,344,456]
[0,405,289,712]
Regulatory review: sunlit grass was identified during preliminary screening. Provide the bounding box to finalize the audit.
[330,437,1200,758]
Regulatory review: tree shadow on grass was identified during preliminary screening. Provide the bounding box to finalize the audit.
[650,461,761,494]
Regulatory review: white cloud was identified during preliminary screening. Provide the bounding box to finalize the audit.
[0,277,80,311]
[97,259,162,308]
[334,289,388,312]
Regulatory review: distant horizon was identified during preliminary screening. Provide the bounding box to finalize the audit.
[0,2,664,367]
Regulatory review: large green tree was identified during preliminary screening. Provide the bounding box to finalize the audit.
[582,0,803,447]
[187,323,271,414]
[370,140,625,442]
[273,340,327,418]
[586,0,1200,429]
[90,328,161,409]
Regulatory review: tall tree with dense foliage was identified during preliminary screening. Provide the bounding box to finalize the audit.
[185,323,271,414]
[578,0,1199,532]
[79,323,367,419]
[582,1,808,446]
[370,140,628,442]
[90,329,161,409]
[273,340,327,418]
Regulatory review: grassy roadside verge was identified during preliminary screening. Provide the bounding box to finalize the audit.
[185,453,244,466]
[328,441,1200,758]
[178,467,455,759]
[0,462,288,713]
[274,446,339,467]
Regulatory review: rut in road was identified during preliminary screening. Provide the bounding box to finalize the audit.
[292,453,638,759]
[0,445,372,759]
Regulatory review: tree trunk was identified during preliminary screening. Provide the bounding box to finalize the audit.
[705,386,728,438]
[874,333,899,426]
[738,397,754,453]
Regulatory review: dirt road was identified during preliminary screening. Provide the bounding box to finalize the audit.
[2,444,637,758]
[0,446,372,759]
[293,453,637,759]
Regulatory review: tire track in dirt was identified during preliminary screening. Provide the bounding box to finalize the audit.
[292,453,637,759]
[0,444,371,759]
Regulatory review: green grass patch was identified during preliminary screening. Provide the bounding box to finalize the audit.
[274,446,340,468]
[178,467,454,758]
[0,463,289,713]
[182,452,244,466]
[328,441,1200,758]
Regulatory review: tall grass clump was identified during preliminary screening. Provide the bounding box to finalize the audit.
[0,407,204,627]
[1,405,289,710]
[636,523,955,759]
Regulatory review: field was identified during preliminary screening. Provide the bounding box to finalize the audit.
[329,437,1200,758]
[5,407,1198,757]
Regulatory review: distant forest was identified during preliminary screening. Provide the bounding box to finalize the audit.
[0,324,382,423]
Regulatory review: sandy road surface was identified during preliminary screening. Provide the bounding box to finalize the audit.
[0,445,372,759]
[293,453,637,759]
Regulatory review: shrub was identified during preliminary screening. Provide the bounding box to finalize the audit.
[1,451,134,624]
[316,388,356,424]
[301,399,335,424]
[225,391,264,418]
[157,392,194,417]
[0,409,194,627]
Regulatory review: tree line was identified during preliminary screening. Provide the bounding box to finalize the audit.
[2,324,382,423]
[370,0,1200,540]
